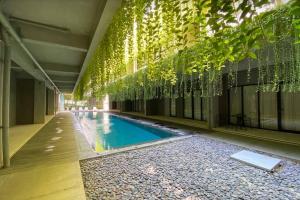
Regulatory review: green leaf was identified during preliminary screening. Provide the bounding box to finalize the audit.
[248,51,257,59]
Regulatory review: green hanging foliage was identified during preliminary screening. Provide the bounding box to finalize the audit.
[74,0,300,101]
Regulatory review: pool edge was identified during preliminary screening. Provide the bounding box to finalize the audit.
[79,135,193,161]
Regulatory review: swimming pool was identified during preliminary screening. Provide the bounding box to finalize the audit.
[75,112,177,152]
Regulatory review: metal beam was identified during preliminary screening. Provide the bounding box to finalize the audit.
[0,11,60,93]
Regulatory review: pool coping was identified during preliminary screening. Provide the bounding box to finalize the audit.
[79,135,193,161]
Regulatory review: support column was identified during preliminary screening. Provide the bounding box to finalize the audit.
[33,80,46,124]
[2,30,11,167]
[54,91,57,114]
[54,91,59,114]
[0,39,4,167]
[46,89,55,115]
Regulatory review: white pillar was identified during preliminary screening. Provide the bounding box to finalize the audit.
[2,30,11,167]
[0,40,4,167]
[103,94,109,111]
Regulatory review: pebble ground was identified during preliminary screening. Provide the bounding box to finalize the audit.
[80,136,300,200]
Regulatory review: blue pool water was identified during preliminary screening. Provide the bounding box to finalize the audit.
[75,112,176,152]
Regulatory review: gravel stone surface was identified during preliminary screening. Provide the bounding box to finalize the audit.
[80,136,300,200]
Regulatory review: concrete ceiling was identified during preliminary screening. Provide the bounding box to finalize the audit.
[1,0,122,94]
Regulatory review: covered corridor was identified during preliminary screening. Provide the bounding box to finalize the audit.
[0,112,86,200]
[0,0,300,199]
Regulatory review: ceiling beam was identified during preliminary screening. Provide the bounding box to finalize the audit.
[23,38,88,53]
[13,21,89,52]
[40,62,80,77]
[56,85,75,88]
[41,62,80,72]
[57,86,75,89]
[60,89,73,92]
[56,81,75,86]
[46,70,79,77]
[55,82,75,88]
[51,75,77,83]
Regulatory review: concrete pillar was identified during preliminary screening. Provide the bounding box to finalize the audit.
[0,40,4,167]
[16,79,34,124]
[9,71,16,127]
[46,89,55,115]
[2,30,11,167]
[54,91,59,114]
[33,80,46,124]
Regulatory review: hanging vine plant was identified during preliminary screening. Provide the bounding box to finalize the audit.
[74,0,300,101]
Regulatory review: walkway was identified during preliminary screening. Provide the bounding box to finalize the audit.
[0,112,86,200]
[9,115,54,158]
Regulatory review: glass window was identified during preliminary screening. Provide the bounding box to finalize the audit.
[139,100,143,112]
[193,90,202,120]
[171,96,176,116]
[164,98,170,116]
[184,93,193,118]
[243,86,259,127]
[230,87,242,124]
[281,91,300,131]
[202,97,208,121]
[260,91,278,130]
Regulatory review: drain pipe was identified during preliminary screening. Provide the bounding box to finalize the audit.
[2,29,11,167]
[0,11,61,93]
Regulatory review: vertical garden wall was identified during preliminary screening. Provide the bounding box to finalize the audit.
[74,0,300,101]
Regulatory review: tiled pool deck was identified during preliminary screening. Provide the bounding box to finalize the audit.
[0,112,86,200]
[81,136,300,200]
